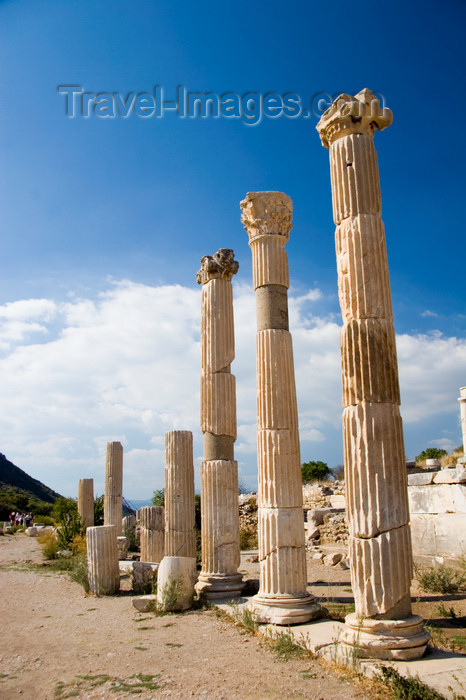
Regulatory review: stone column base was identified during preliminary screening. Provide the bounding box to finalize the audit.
[341,613,430,660]
[195,573,244,600]
[247,593,323,626]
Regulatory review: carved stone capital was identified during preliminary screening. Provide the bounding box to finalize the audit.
[197,248,239,285]
[316,88,393,149]
[240,191,293,243]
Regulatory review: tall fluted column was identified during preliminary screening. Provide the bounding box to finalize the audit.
[317,89,429,659]
[140,506,165,563]
[459,387,466,454]
[165,430,196,558]
[195,249,243,600]
[241,192,322,625]
[87,524,120,595]
[78,478,94,528]
[104,442,123,536]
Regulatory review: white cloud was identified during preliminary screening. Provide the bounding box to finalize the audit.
[0,280,464,498]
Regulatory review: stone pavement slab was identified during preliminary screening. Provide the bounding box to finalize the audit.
[215,598,466,700]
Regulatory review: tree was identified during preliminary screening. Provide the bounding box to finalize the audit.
[301,460,330,483]
[94,494,104,526]
[152,489,165,507]
[415,447,448,464]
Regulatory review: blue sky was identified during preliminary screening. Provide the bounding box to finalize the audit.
[0,0,465,500]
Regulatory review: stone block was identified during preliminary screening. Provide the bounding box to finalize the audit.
[117,535,128,560]
[426,459,441,468]
[330,494,346,508]
[407,472,435,486]
[433,468,466,484]
[323,552,342,566]
[25,526,38,537]
[410,515,436,558]
[132,594,157,612]
[408,484,466,514]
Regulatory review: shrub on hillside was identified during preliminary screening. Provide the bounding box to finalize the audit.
[415,447,448,465]
[301,460,330,483]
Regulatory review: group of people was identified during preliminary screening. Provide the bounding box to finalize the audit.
[9,511,33,527]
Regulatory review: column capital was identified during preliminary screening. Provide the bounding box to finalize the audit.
[197,248,239,285]
[316,88,393,149]
[240,191,293,244]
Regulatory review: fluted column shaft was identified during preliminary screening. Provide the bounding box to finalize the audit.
[104,442,123,536]
[164,430,196,558]
[87,525,120,595]
[317,89,429,659]
[241,192,321,624]
[140,506,165,563]
[78,478,94,528]
[196,250,242,599]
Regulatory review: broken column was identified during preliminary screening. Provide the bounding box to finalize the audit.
[140,506,165,563]
[317,89,429,659]
[459,387,466,455]
[164,430,196,558]
[87,524,120,595]
[78,478,94,528]
[240,191,322,624]
[104,441,123,536]
[195,249,243,600]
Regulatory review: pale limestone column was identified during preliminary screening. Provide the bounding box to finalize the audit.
[317,89,429,659]
[195,249,243,600]
[241,192,322,625]
[87,524,120,595]
[78,478,94,528]
[104,442,123,536]
[165,431,196,558]
[140,506,165,563]
[459,387,466,454]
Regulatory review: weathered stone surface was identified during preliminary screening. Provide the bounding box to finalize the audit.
[241,191,321,625]
[317,89,427,658]
[407,472,435,486]
[139,506,164,563]
[433,467,466,484]
[25,526,38,537]
[408,483,466,514]
[104,442,123,536]
[197,254,242,600]
[117,535,128,560]
[341,613,429,661]
[426,458,441,469]
[323,552,342,566]
[87,525,120,596]
[78,478,94,528]
[156,556,197,611]
[132,594,156,612]
[131,561,158,594]
[165,431,196,559]
[460,387,466,453]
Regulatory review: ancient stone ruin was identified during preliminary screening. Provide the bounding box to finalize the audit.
[104,441,123,535]
[240,191,322,625]
[139,505,164,563]
[77,477,94,528]
[196,249,243,600]
[317,88,429,659]
[87,524,120,596]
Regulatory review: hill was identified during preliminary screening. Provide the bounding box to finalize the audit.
[0,453,62,518]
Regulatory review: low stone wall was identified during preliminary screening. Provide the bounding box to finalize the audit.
[408,465,466,567]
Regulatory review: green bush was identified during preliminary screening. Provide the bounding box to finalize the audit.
[416,564,466,594]
[52,497,86,549]
[239,528,258,551]
[301,460,330,483]
[415,447,448,464]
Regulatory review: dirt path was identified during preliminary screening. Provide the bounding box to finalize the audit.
[0,533,393,700]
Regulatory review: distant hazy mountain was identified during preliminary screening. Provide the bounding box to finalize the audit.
[0,453,62,503]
